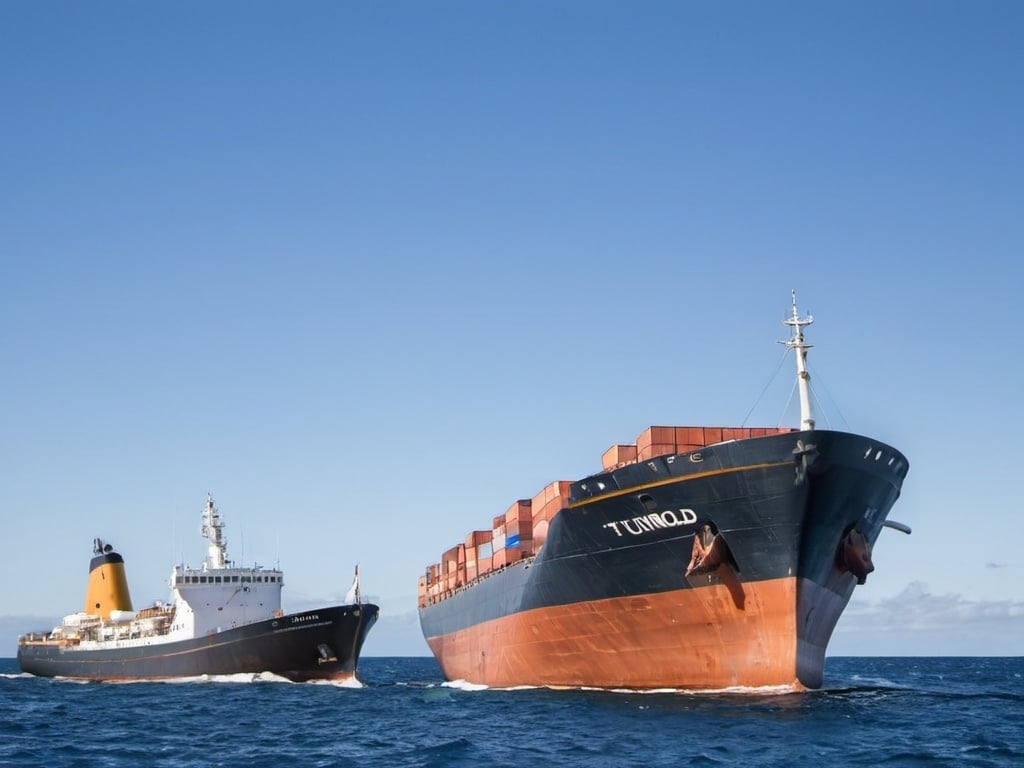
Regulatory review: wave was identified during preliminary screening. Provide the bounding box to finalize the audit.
[597,683,801,696]
[437,677,801,696]
[45,671,364,686]
[175,671,296,684]
[440,678,489,691]
[305,676,364,688]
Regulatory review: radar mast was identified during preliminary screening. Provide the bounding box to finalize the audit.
[782,291,815,431]
[201,495,228,570]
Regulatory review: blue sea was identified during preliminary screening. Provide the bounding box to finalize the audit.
[1,656,1021,767]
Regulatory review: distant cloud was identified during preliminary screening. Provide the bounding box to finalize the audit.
[833,581,1024,655]
[844,581,1023,629]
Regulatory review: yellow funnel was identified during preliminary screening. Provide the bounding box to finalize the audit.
[84,539,133,619]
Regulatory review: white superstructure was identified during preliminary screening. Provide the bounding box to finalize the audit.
[166,495,283,639]
[44,496,284,648]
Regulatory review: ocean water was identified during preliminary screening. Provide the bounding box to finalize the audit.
[1,656,1021,767]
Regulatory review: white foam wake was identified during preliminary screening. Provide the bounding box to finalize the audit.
[441,679,489,692]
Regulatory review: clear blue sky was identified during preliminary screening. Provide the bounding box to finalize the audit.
[2,1,1021,656]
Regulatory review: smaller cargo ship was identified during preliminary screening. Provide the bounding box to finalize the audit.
[18,496,378,682]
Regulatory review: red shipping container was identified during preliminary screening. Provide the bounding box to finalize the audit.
[507,546,532,562]
[636,426,675,451]
[553,480,571,506]
[638,442,675,461]
[602,443,638,470]
[533,519,550,547]
[506,520,533,548]
[525,482,572,533]
[504,500,532,525]
[530,488,549,517]
[442,546,460,574]
[533,499,562,524]
[635,429,650,452]
[672,426,703,448]
[487,524,503,552]
[492,549,507,568]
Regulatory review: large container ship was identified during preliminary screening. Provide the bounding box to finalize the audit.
[418,295,910,690]
[18,496,378,682]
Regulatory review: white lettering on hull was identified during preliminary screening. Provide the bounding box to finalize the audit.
[603,509,698,537]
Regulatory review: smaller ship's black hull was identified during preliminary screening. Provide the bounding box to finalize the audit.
[17,604,378,682]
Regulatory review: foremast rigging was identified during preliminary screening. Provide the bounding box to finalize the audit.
[782,290,815,432]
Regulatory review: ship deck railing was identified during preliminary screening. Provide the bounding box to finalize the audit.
[18,632,81,647]
[420,554,537,607]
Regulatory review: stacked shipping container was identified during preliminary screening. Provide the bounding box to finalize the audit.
[608,425,796,467]
[418,424,796,606]
[465,530,492,581]
[530,481,571,551]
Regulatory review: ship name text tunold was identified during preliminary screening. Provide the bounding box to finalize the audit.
[603,508,698,537]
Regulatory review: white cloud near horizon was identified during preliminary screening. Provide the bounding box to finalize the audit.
[832,581,1024,656]
[844,581,1024,629]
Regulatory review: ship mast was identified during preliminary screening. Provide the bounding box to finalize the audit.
[201,495,228,570]
[782,291,815,431]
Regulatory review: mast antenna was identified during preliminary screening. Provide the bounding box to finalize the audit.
[201,494,228,570]
[780,290,815,431]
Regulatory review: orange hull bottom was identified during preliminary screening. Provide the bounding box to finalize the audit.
[426,576,812,690]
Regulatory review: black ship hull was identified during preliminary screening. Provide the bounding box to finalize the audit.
[419,430,908,689]
[18,603,379,682]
